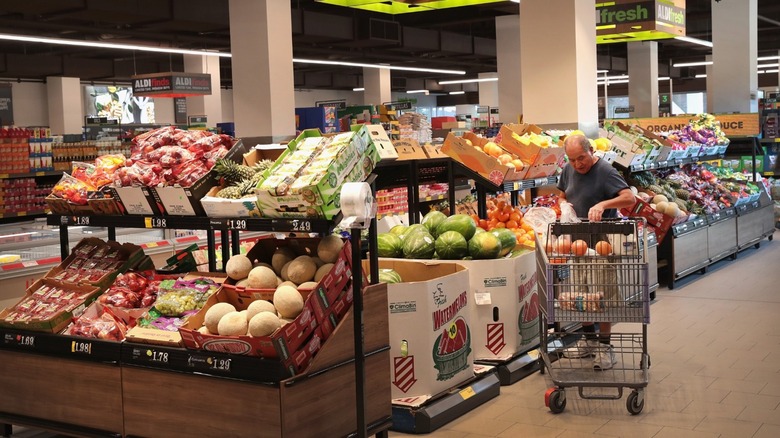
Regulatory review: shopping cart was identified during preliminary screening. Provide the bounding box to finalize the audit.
[536,219,650,415]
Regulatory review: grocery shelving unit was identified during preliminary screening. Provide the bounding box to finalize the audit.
[0,176,393,438]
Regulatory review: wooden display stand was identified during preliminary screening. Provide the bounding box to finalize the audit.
[122,283,391,438]
[0,350,124,436]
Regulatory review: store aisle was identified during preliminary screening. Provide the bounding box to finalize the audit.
[390,230,780,438]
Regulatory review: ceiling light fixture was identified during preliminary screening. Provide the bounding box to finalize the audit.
[763,69,780,73]
[757,55,780,61]
[438,77,498,85]
[353,87,365,91]
[658,76,671,80]
[0,32,231,57]
[449,91,465,95]
[672,61,713,67]
[406,89,429,94]
[674,36,713,48]
[758,63,780,69]
[604,75,629,80]
[695,74,707,78]
[597,69,609,74]
[0,32,467,75]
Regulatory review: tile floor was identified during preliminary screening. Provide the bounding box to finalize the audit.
[6,231,779,438]
[389,230,780,438]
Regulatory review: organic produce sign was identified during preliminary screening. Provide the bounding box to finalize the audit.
[610,113,759,137]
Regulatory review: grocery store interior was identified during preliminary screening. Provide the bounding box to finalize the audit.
[1,0,780,437]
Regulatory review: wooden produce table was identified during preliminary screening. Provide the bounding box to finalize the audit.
[0,333,124,437]
[121,283,391,438]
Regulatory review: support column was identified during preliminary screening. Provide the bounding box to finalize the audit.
[229,0,295,140]
[496,14,522,124]
[478,72,499,108]
[47,77,82,135]
[363,67,391,106]
[627,41,659,117]
[183,55,223,127]
[710,0,758,113]
[705,54,714,113]
[520,0,597,135]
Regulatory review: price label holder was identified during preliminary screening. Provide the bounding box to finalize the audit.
[0,328,121,363]
[533,178,548,187]
[474,291,492,306]
[71,216,91,226]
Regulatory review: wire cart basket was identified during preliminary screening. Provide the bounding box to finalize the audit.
[536,219,650,415]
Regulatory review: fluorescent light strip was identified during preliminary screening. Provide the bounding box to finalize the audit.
[658,76,671,80]
[438,77,498,85]
[695,74,707,78]
[674,36,713,48]
[0,32,230,57]
[758,63,780,68]
[604,75,629,80]
[406,89,428,94]
[673,61,713,67]
[353,87,365,91]
[758,55,780,61]
[293,58,464,75]
[597,69,609,74]
[764,69,780,73]
[0,32,467,75]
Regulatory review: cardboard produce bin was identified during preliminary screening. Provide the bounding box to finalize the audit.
[448,251,539,361]
[497,124,566,179]
[0,279,102,333]
[621,197,673,243]
[359,124,398,161]
[442,133,527,185]
[393,139,428,160]
[152,139,248,216]
[109,185,163,216]
[375,259,475,402]
[44,238,144,289]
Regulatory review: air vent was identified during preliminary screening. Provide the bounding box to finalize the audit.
[361,18,401,43]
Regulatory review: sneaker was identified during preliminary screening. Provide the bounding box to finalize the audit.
[593,344,617,370]
[562,337,598,358]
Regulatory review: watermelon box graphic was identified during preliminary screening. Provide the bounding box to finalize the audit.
[380,259,474,403]
[444,251,540,361]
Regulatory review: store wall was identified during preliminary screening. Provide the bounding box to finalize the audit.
[9,82,48,126]
[221,89,234,124]
[153,98,175,125]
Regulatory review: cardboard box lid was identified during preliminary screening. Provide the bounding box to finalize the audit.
[393,139,428,160]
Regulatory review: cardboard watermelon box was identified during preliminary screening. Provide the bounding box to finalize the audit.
[376,259,474,403]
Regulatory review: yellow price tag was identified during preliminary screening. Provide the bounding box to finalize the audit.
[144,217,152,228]
[459,386,476,400]
[0,174,8,179]
[36,171,45,176]
[146,242,158,248]
[18,212,26,216]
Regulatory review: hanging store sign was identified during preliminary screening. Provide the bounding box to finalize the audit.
[606,113,760,137]
[596,0,686,45]
[614,106,635,114]
[131,72,212,98]
[385,101,413,110]
[315,100,347,109]
[0,83,13,125]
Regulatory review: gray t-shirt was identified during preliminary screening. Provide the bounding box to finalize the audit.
[557,158,629,219]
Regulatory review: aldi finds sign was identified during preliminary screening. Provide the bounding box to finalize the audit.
[132,72,212,98]
[597,0,686,45]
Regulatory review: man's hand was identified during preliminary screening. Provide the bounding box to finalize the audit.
[588,204,605,221]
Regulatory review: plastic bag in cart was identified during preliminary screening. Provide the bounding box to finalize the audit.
[523,206,558,235]
[559,201,581,223]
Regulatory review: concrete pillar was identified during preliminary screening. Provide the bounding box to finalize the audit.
[706,54,713,113]
[520,0,598,135]
[183,54,223,127]
[495,14,522,124]
[229,0,295,140]
[627,41,659,117]
[363,67,391,106]
[710,0,758,113]
[46,77,82,135]
[478,72,499,108]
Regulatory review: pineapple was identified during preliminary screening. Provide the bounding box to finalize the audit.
[214,159,257,184]
[675,189,690,200]
[215,185,242,199]
[254,159,275,173]
[237,179,258,197]
[250,170,266,185]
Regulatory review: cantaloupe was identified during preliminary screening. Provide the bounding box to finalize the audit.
[254,262,273,270]
[655,201,669,214]
[663,202,680,217]
[198,326,211,335]
[317,235,344,263]
[279,281,297,288]
[276,276,283,286]
[226,255,253,280]
[273,285,304,318]
[314,263,333,282]
[204,302,236,334]
[272,247,296,275]
[248,312,281,337]
[280,261,292,281]
[247,300,276,319]
[653,194,669,204]
[235,278,250,288]
[217,311,248,336]
[311,256,325,268]
[247,266,278,289]
[288,255,317,284]
[297,281,318,290]
[279,318,294,326]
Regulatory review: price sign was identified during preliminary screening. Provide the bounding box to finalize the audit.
[147,349,169,363]
[459,386,476,400]
[210,357,232,372]
[16,334,35,347]
[144,217,167,228]
[71,340,92,355]
[534,178,548,187]
[226,219,247,230]
[291,220,312,232]
[72,216,90,226]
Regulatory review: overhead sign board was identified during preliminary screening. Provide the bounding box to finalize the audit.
[132,72,212,98]
[596,0,686,45]
[606,113,760,137]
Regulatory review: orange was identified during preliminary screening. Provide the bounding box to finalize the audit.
[509,212,522,223]
[555,236,572,254]
[571,239,588,256]
[497,154,513,165]
[506,220,519,229]
[496,222,506,228]
[521,222,534,233]
[595,240,612,256]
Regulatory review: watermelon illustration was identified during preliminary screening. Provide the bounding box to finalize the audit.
[432,316,472,381]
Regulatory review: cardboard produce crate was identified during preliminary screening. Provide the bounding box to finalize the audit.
[393,139,428,160]
[360,124,398,161]
[442,251,539,361]
[442,133,527,185]
[109,185,164,216]
[45,238,144,289]
[497,124,566,179]
[373,259,475,403]
[0,279,101,333]
[122,283,391,438]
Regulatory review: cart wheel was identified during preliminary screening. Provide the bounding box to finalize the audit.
[769,235,774,241]
[627,390,644,415]
[545,388,566,414]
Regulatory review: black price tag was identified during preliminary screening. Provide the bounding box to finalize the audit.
[72,216,90,226]
[70,340,92,355]
[144,217,168,229]
[226,219,247,230]
[291,220,312,232]
[187,353,233,373]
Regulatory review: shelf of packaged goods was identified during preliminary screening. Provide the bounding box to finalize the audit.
[0,170,60,179]
[628,154,726,173]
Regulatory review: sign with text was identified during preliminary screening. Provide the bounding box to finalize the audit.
[615,106,635,114]
[607,113,760,137]
[315,100,346,109]
[596,0,685,44]
[132,72,212,97]
[0,83,13,125]
[385,101,413,110]
[174,97,188,124]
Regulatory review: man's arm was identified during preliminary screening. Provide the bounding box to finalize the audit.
[588,188,635,221]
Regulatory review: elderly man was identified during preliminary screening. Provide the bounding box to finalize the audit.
[557,134,635,370]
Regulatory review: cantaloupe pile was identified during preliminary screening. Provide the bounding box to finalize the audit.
[203,236,345,337]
